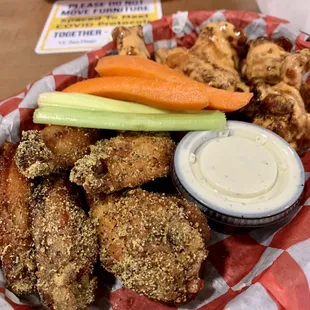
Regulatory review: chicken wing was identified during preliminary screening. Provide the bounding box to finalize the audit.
[0,142,36,296]
[241,36,310,151]
[158,22,249,92]
[242,37,292,85]
[191,22,247,75]
[112,25,150,59]
[90,188,210,304]
[14,126,100,179]
[70,132,176,194]
[281,49,310,90]
[31,175,97,310]
[165,47,238,91]
[154,47,169,65]
[300,82,310,113]
[251,82,310,151]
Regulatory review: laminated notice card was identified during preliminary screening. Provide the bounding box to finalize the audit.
[35,0,162,54]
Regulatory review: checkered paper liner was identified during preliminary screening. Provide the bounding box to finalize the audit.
[1,10,310,310]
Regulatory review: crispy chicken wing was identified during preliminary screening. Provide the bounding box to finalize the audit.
[14,126,100,179]
[90,188,210,304]
[251,82,310,151]
[112,25,150,58]
[70,132,176,194]
[0,142,36,296]
[31,175,97,310]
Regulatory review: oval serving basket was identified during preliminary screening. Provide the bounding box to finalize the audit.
[1,10,310,310]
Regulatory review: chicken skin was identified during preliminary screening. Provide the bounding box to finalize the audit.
[90,188,210,304]
[112,25,150,59]
[31,175,98,310]
[15,126,100,179]
[0,142,36,296]
[70,132,176,194]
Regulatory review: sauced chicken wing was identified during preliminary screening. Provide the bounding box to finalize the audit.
[31,175,97,310]
[154,47,170,65]
[15,126,100,179]
[241,37,310,151]
[0,143,36,296]
[157,22,249,91]
[251,82,310,151]
[90,188,210,304]
[242,37,292,85]
[112,25,150,59]
[191,22,246,75]
[281,49,310,90]
[300,82,310,112]
[165,47,239,91]
[70,132,176,194]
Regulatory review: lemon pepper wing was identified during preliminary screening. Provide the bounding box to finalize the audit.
[91,188,210,304]
[31,175,98,310]
[0,142,36,296]
[15,126,100,179]
[70,132,176,194]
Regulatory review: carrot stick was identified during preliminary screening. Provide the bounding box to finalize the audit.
[95,55,253,112]
[63,76,208,111]
[204,87,253,113]
[95,55,188,83]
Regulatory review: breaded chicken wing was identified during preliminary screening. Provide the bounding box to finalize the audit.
[112,25,150,59]
[31,175,98,310]
[15,126,100,179]
[0,142,36,296]
[70,132,176,194]
[90,188,210,304]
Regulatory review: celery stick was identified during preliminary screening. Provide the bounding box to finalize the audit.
[34,106,226,131]
[38,92,169,114]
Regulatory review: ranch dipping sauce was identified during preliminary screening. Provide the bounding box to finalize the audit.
[173,121,305,219]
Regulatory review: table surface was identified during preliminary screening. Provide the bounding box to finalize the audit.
[0,0,259,100]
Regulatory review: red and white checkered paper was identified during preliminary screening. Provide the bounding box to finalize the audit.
[1,10,310,310]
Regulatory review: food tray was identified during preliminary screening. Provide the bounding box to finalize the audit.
[1,10,310,310]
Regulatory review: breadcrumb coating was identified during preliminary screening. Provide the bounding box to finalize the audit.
[0,142,36,295]
[15,126,100,179]
[91,188,210,304]
[70,132,176,194]
[31,175,98,310]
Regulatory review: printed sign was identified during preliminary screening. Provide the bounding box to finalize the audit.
[35,0,162,54]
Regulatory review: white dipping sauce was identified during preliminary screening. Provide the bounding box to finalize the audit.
[199,136,278,198]
[173,121,305,218]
